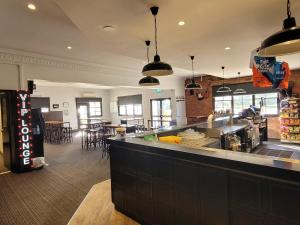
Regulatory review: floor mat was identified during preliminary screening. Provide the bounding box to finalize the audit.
[256,148,293,159]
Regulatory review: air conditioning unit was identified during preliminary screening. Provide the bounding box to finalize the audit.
[81,92,96,97]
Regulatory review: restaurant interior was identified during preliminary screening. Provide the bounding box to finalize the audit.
[1,0,300,225]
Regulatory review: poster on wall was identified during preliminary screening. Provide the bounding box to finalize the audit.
[16,90,33,171]
[252,56,291,89]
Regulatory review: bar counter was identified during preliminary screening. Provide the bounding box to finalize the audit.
[108,123,300,225]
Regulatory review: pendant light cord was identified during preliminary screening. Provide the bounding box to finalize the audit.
[154,16,158,55]
[192,58,194,78]
[147,45,150,63]
[287,0,291,18]
[145,40,151,63]
[222,66,225,87]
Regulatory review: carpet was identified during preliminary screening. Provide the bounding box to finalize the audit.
[0,133,110,225]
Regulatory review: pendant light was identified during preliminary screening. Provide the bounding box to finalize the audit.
[216,66,232,93]
[258,0,300,56]
[185,56,202,90]
[142,6,173,76]
[139,40,160,86]
[233,72,247,94]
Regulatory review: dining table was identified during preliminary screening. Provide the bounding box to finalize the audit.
[102,124,136,135]
[80,120,112,129]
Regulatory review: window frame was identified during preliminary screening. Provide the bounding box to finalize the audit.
[232,94,254,115]
[75,98,103,129]
[214,96,233,113]
[88,101,102,117]
[254,93,279,116]
[118,103,143,116]
[213,92,279,117]
[31,97,50,112]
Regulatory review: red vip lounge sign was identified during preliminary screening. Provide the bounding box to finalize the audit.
[16,90,33,169]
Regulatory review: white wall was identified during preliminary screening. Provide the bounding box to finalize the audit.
[109,88,176,127]
[0,63,20,90]
[0,48,188,126]
[32,86,110,130]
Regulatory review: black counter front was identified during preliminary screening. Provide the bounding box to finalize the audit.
[108,125,300,225]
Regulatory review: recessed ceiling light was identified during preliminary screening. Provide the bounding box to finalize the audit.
[66,46,72,50]
[27,3,36,10]
[103,25,116,32]
[225,47,231,50]
[178,21,185,26]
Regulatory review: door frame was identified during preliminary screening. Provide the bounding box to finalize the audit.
[76,102,89,129]
[75,98,103,129]
[0,90,16,171]
[0,96,3,157]
[150,98,172,128]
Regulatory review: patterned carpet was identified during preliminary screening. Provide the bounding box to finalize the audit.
[0,133,110,225]
[0,153,8,173]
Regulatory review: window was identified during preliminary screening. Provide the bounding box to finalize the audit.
[134,104,142,115]
[213,82,279,116]
[151,98,172,128]
[119,105,126,115]
[76,98,102,129]
[214,96,232,113]
[89,101,102,116]
[214,93,279,116]
[233,95,253,115]
[254,93,278,115]
[31,97,50,112]
[118,94,143,116]
[41,107,49,113]
[119,104,142,116]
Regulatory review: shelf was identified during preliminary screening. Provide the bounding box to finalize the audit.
[280,98,300,144]
[281,132,300,134]
[281,140,300,144]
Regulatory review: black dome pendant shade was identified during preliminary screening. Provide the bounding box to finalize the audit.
[185,56,202,90]
[233,72,247,94]
[142,6,173,76]
[139,40,160,86]
[139,76,160,86]
[259,0,300,56]
[217,66,232,93]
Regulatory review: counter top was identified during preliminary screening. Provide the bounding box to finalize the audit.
[109,122,300,183]
[110,136,300,182]
[215,124,248,134]
[109,122,300,225]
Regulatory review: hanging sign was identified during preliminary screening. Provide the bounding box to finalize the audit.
[252,56,291,89]
[16,90,33,170]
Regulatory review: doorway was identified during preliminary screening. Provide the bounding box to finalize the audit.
[0,92,10,173]
[150,98,172,128]
[76,98,102,129]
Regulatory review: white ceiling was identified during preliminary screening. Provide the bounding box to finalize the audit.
[1,0,300,79]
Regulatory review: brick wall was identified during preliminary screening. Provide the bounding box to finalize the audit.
[185,69,300,138]
[185,69,300,119]
[185,75,252,123]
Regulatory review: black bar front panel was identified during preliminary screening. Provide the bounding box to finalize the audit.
[110,142,300,225]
